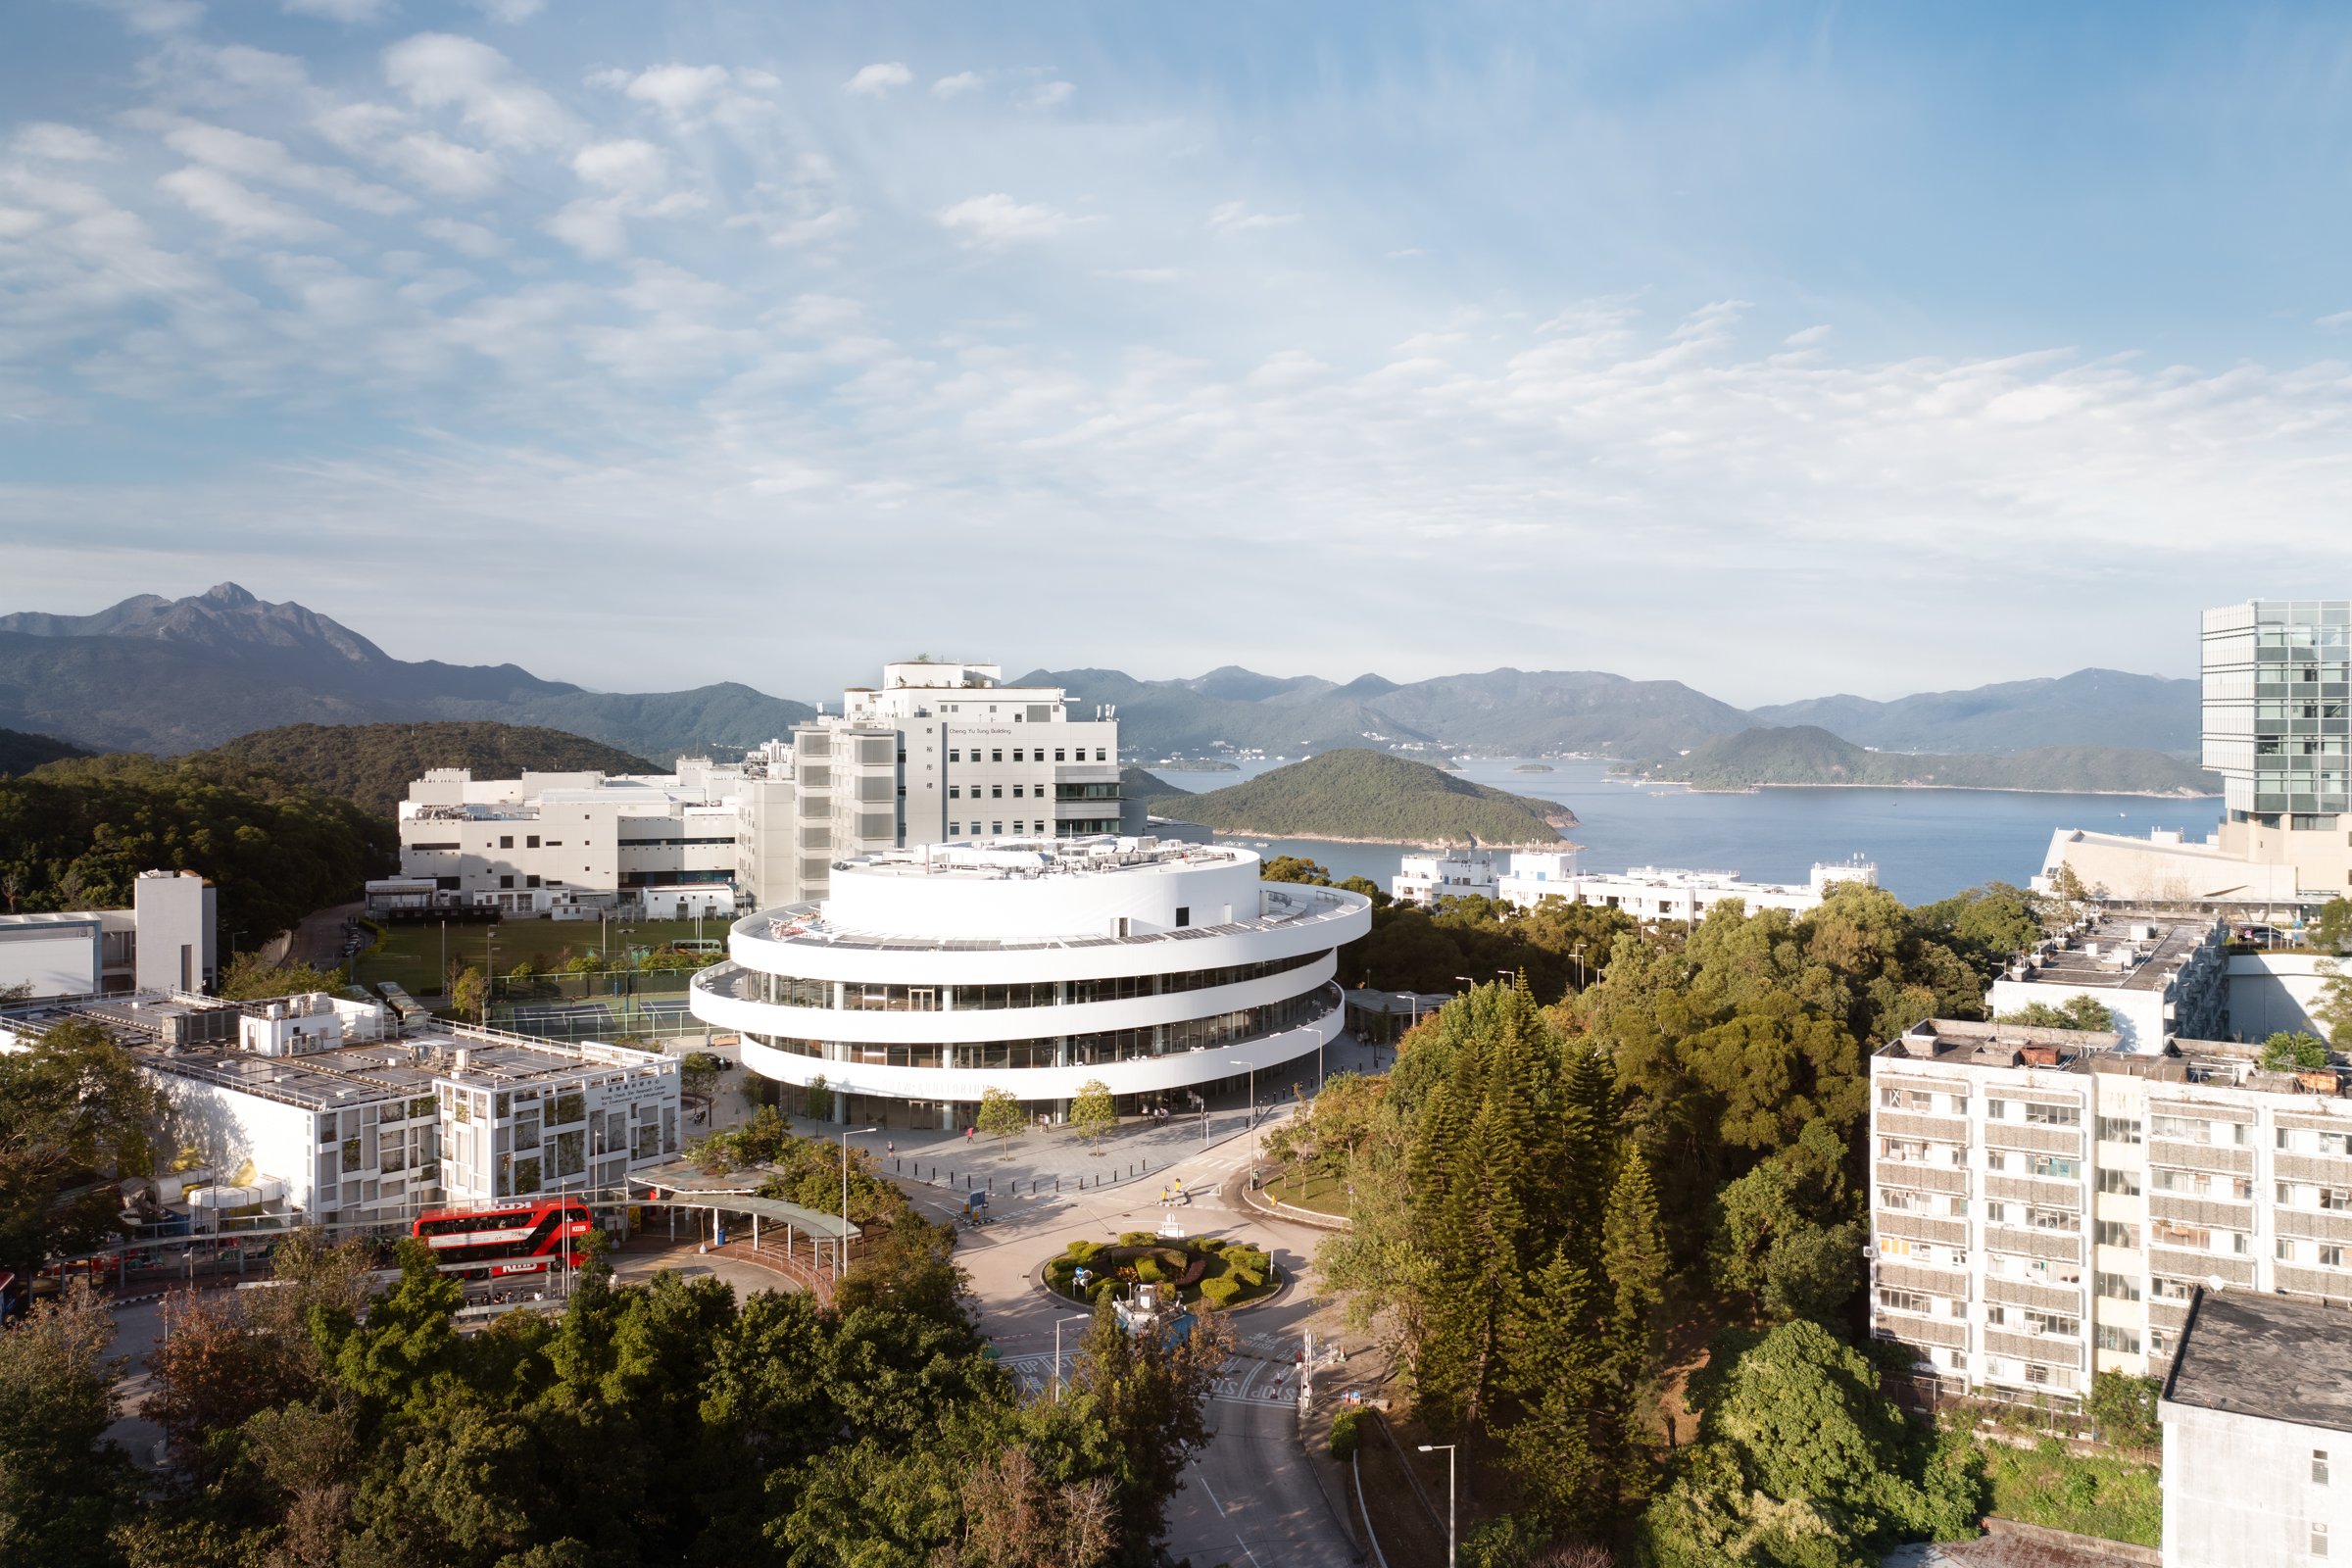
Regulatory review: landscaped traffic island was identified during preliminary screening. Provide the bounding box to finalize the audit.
[1045,1233,1277,1309]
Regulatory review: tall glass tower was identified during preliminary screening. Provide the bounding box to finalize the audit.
[2202,600,2352,828]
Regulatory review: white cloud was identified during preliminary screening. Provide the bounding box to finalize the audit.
[617,64,730,113]
[156,165,337,239]
[1207,201,1299,233]
[937,193,1088,248]
[1101,268,1181,283]
[1784,323,1833,347]
[163,123,413,214]
[281,0,394,22]
[571,138,666,193]
[382,33,574,151]
[92,0,203,34]
[2322,310,2352,329]
[385,132,502,198]
[931,72,982,99]
[466,0,545,20]
[1020,80,1075,110]
[844,62,912,96]
[418,215,507,258]
[14,124,116,163]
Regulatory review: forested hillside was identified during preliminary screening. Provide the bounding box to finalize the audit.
[1620,725,2217,796]
[0,753,393,940]
[210,721,661,816]
[1152,749,1575,844]
[0,726,88,776]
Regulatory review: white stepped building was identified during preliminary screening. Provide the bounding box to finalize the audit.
[690,837,1371,1130]
[1393,849,1876,920]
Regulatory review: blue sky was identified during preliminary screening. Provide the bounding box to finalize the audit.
[4,1,2351,705]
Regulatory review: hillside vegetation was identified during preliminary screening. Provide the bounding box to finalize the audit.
[1619,725,2219,796]
[0,726,89,776]
[2,752,395,940]
[1152,748,1574,844]
[211,721,661,815]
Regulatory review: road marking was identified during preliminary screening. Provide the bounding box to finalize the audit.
[1190,1460,1265,1568]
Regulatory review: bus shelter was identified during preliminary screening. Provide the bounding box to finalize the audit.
[629,1175,861,1275]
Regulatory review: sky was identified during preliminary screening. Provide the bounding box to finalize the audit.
[4,1,2352,707]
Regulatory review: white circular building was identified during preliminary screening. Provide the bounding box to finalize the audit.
[689,838,1372,1130]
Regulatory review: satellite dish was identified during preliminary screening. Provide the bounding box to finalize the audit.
[2206,1275,2228,1294]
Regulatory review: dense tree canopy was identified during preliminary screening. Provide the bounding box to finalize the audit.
[1,753,393,942]
[0,1017,162,1282]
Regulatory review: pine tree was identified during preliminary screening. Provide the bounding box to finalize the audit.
[1599,1148,1670,1499]
[1493,1246,1611,1534]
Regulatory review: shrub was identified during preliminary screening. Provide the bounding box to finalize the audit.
[1134,1256,1165,1284]
[1328,1408,1360,1460]
[1118,1231,1154,1247]
[1198,1277,1241,1307]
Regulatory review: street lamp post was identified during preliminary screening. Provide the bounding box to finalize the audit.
[1418,1444,1457,1568]
[839,1126,877,1279]
[1571,940,1587,992]
[1054,1310,1091,1402]
[481,931,501,1027]
[1225,1058,1256,1156]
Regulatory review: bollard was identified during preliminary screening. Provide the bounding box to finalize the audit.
[1056,1176,1061,1194]
[989,1176,994,1195]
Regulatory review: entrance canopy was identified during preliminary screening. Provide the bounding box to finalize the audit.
[628,1173,860,1242]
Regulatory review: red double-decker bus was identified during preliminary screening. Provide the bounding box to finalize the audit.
[412,1200,593,1280]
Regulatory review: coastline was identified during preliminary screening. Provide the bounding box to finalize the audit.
[1623,775,2217,802]
[1207,830,1572,849]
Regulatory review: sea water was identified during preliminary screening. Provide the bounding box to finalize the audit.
[1143,757,2221,906]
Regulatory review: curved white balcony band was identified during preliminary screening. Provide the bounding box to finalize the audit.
[723,886,1365,988]
[736,986,1345,1103]
[690,952,1338,1046]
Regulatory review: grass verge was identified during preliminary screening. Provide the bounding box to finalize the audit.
[1981,1436,2162,1547]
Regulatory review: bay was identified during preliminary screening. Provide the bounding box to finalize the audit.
[1144,758,2220,905]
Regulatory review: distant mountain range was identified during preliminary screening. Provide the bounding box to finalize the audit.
[1019,663,2200,763]
[0,583,814,760]
[1617,726,2216,797]
[0,585,2209,799]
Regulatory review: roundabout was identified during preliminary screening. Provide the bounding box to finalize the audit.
[1041,1228,1280,1311]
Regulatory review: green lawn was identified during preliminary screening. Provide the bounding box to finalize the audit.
[1982,1437,2162,1547]
[353,917,727,999]
[1261,1169,1350,1216]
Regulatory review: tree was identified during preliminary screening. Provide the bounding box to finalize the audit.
[0,1290,134,1561]
[214,951,347,1002]
[2311,897,2352,956]
[805,1073,834,1122]
[2259,1032,2329,1071]
[2084,1370,2162,1453]
[1639,1320,1981,1568]
[678,1051,722,1103]
[145,1289,314,1472]
[1259,856,1332,885]
[448,965,487,1023]
[1066,1294,1232,1557]
[976,1086,1026,1157]
[0,1017,161,1281]
[1998,996,2116,1033]
[2315,961,2352,1052]
[1066,1080,1116,1153]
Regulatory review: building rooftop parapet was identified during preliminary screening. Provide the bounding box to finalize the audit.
[2163,1287,2352,1435]
[737,879,1359,956]
[1883,1018,2352,1097]
[1997,911,2225,994]
[834,837,1245,883]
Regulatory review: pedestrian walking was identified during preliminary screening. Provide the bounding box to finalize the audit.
[1159,1185,1170,1206]
[885,1139,895,1159]
[965,1126,975,1144]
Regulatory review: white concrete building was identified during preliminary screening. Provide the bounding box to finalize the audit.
[391,661,1125,916]
[1983,912,2230,1052]
[1868,1017,2352,1405]
[2161,1289,2352,1568]
[398,767,741,915]
[0,869,216,1000]
[1393,850,1500,906]
[690,837,1371,1130]
[0,992,678,1226]
[1391,849,1877,922]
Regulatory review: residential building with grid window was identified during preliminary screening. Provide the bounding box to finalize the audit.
[1869,1016,2352,1405]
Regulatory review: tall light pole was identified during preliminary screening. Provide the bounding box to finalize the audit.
[480,932,500,1027]
[1571,940,1587,992]
[839,1125,876,1279]
[1225,1058,1255,1156]
[1054,1310,1090,1402]
[1418,1444,1456,1568]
